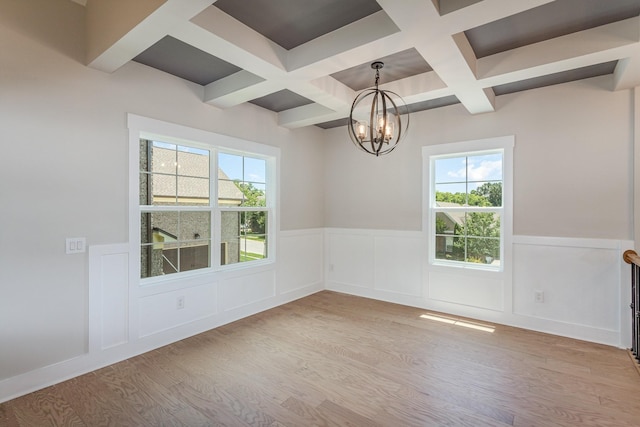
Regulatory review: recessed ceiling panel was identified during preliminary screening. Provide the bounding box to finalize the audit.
[213,0,382,50]
[405,95,460,114]
[438,0,483,15]
[493,61,617,96]
[133,36,241,85]
[249,89,314,112]
[466,0,640,58]
[331,48,432,91]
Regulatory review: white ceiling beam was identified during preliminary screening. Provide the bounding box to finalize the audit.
[614,56,640,91]
[378,0,495,114]
[205,80,288,108]
[203,71,266,107]
[286,11,404,73]
[278,104,339,129]
[477,17,640,87]
[189,6,288,74]
[438,0,556,34]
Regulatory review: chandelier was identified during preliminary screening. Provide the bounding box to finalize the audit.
[348,61,409,156]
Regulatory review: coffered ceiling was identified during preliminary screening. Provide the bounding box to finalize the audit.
[84,0,640,129]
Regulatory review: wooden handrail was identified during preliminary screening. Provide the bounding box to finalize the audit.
[624,249,640,265]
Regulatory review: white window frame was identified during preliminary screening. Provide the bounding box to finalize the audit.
[128,114,279,285]
[422,136,514,272]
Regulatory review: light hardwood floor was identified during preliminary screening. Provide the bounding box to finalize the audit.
[2,290,640,426]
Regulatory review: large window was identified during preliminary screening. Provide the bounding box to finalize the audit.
[130,114,278,281]
[423,137,513,270]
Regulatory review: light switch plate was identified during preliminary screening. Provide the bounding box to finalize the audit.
[66,237,86,254]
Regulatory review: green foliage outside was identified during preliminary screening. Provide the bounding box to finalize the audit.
[235,182,266,235]
[435,182,501,264]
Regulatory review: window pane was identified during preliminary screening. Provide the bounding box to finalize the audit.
[150,211,179,243]
[161,245,180,275]
[141,211,210,278]
[179,242,211,272]
[435,211,458,235]
[435,236,464,262]
[242,210,267,235]
[434,157,466,184]
[239,183,266,207]
[241,235,267,262]
[244,157,266,184]
[177,147,209,178]
[435,183,466,205]
[221,211,241,265]
[221,210,268,265]
[467,153,502,182]
[218,178,243,206]
[469,181,502,207]
[466,237,500,265]
[179,211,210,241]
[219,152,243,180]
[464,212,501,238]
[151,174,176,205]
[177,176,209,205]
[151,143,177,174]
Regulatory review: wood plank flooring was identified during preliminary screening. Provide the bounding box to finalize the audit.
[2,290,640,426]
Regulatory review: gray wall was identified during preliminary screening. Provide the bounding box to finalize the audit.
[0,0,325,381]
[324,76,633,241]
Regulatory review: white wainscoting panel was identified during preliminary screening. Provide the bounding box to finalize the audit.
[373,234,423,296]
[279,229,323,294]
[326,231,375,289]
[513,237,623,333]
[428,269,504,311]
[89,244,130,352]
[219,268,276,311]
[138,282,218,337]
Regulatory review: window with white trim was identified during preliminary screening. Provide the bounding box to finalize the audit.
[424,137,513,270]
[132,116,277,281]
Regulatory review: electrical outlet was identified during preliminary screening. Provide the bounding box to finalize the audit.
[534,290,544,303]
[176,296,185,310]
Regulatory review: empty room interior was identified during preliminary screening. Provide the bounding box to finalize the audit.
[3,0,640,425]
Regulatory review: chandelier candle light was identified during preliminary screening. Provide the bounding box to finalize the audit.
[348,61,409,156]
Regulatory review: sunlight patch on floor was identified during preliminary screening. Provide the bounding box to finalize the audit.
[419,313,495,333]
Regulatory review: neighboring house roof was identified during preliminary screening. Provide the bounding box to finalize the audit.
[436,202,465,228]
[150,147,243,203]
[218,169,244,202]
[435,202,500,231]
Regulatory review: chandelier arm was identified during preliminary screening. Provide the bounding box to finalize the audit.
[369,91,378,152]
[385,93,400,144]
